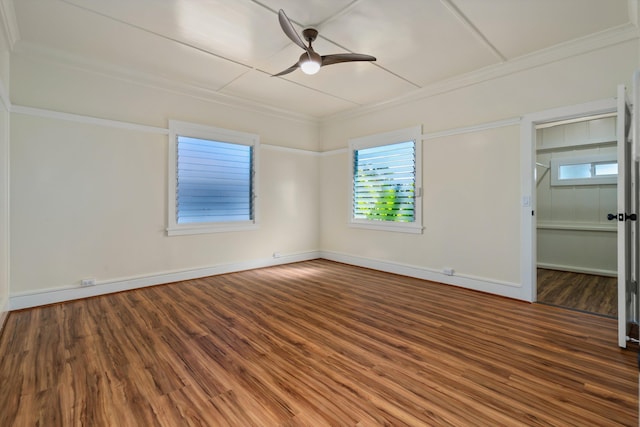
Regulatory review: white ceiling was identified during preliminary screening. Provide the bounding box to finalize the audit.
[8,0,634,119]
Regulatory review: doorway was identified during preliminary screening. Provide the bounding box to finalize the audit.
[534,115,618,317]
[521,88,638,348]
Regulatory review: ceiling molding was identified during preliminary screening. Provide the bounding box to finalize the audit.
[13,41,321,126]
[9,16,639,126]
[324,23,640,124]
[0,0,19,51]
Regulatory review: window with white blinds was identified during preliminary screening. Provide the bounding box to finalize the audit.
[353,141,416,222]
[177,136,253,224]
[168,121,259,236]
[349,126,422,233]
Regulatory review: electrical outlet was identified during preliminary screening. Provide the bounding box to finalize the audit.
[273,252,281,258]
[442,268,454,276]
[81,278,96,286]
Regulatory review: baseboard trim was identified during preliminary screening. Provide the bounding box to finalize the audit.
[537,263,617,277]
[9,250,532,310]
[320,251,528,301]
[9,251,321,310]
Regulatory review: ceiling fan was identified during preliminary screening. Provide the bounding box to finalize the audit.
[273,9,376,76]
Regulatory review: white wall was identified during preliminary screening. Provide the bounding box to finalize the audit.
[536,117,617,275]
[0,20,10,330]
[0,85,8,325]
[5,27,640,307]
[320,40,638,301]
[9,53,320,303]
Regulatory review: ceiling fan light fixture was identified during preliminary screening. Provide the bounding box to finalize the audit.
[300,58,321,75]
[273,9,376,77]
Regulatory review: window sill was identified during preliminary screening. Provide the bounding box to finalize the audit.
[349,221,423,234]
[167,222,259,236]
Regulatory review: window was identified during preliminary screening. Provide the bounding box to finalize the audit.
[550,154,617,186]
[168,120,259,235]
[349,126,422,233]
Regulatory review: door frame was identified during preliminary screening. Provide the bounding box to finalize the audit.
[520,98,618,303]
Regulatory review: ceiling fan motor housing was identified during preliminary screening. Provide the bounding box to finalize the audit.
[302,28,318,43]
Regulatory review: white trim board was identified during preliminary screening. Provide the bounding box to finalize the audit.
[537,263,616,278]
[320,251,527,301]
[261,144,319,156]
[422,117,520,140]
[12,104,321,156]
[10,250,530,310]
[13,103,529,156]
[10,251,321,310]
[12,105,169,134]
[520,97,618,303]
[321,117,521,156]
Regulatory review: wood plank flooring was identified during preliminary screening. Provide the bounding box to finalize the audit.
[0,259,637,426]
[537,268,617,317]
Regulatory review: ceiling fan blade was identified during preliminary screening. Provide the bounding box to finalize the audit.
[278,10,308,51]
[321,53,376,67]
[272,63,300,77]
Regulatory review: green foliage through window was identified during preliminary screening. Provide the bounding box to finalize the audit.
[353,141,416,222]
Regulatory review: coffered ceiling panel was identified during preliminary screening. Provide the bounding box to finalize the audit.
[14,0,250,90]
[318,0,501,86]
[219,69,358,117]
[453,0,629,59]
[8,0,635,119]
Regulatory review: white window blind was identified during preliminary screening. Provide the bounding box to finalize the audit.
[167,120,259,236]
[177,136,253,224]
[348,125,422,234]
[353,141,416,222]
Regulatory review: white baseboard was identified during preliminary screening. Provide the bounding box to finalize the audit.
[10,251,321,310]
[537,263,617,277]
[9,250,531,310]
[320,251,529,301]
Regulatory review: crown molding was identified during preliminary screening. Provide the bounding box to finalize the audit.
[10,21,640,127]
[0,0,19,51]
[324,23,640,124]
[13,41,320,126]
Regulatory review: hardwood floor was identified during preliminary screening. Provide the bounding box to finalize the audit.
[537,269,617,317]
[0,260,637,426]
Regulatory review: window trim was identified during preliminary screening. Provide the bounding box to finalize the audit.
[348,126,423,234]
[550,153,617,186]
[167,120,259,236]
